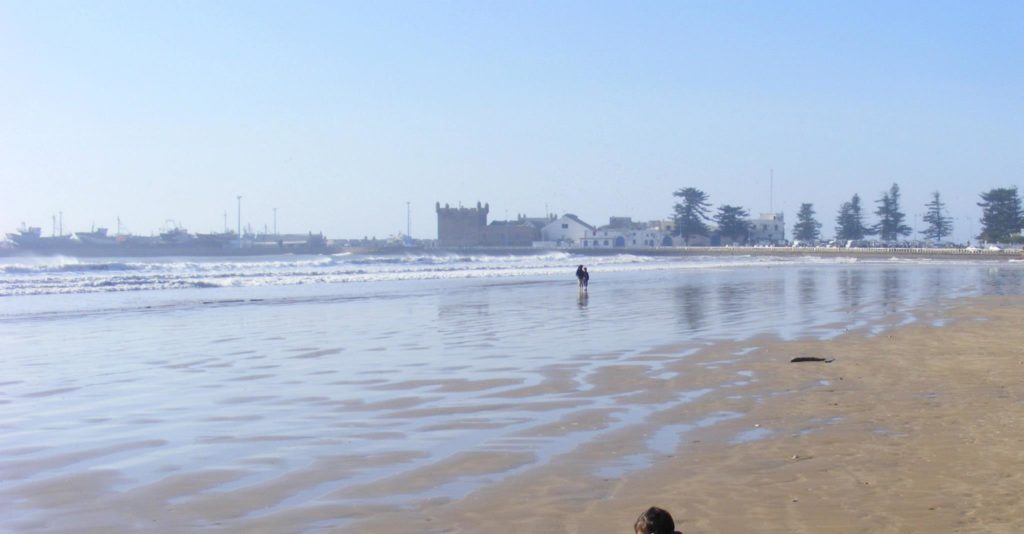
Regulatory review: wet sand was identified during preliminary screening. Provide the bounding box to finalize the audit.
[363,296,1024,533]
[4,275,1024,532]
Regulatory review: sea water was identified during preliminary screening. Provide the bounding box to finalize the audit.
[2,253,1024,528]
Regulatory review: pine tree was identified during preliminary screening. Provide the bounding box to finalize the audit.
[672,188,711,243]
[873,183,911,242]
[714,205,751,244]
[835,194,870,241]
[978,187,1023,243]
[921,191,953,243]
[793,203,821,243]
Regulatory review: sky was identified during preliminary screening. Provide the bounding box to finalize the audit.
[1,1,1021,244]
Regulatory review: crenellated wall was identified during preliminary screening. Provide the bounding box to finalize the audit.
[436,202,489,246]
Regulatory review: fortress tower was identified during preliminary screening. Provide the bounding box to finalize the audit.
[436,202,489,247]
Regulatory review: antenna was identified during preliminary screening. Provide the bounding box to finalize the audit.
[236,196,242,244]
[770,169,774,214]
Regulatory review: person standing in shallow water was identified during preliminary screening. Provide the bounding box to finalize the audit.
[582,267,589,291]
[576,265,586,289]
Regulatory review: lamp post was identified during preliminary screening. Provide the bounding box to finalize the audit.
[237,196,242,246]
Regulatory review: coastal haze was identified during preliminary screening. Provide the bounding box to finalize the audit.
[2,2,1022,243]
[4,2,1024,533]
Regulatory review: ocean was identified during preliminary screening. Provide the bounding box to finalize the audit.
[2,252,1024,529]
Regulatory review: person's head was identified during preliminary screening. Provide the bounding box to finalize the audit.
[634,506,675,534]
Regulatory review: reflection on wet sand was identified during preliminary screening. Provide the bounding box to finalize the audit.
[838,269,865,309]
[717,282,752,320]
[881,268,904,310]
[798,269,817,309]
[4,262,1024,531]
[925,267,948,304]
[674,284,707,332]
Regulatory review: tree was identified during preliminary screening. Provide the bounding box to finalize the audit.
[793,203,822,243]
[672,188,711,243]
[714,205,751,244]
[977,187,1023,243]
[921,191,953,243]
[873,183,911,242]
[835,194,871,241]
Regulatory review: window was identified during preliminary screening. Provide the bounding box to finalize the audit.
[562,223,568,229]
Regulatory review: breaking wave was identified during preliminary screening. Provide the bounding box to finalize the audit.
[0,252,939,297]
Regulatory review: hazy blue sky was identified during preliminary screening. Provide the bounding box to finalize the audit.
[2,1,1021,243]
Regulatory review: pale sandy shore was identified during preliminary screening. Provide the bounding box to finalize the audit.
[360,296,1024,533]
[7,296,1024,533]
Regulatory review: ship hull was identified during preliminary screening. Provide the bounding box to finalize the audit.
[0,243,333,258]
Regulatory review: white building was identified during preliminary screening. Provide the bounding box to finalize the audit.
[580,228,625,248]
[580,228,674,248]
[538,214,595,247]
[748,212,785,244]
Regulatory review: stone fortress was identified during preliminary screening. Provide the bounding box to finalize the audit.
[435,202,555,247]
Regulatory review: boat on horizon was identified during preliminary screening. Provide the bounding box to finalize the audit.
[2,223,334,258]
[74,228,119,246]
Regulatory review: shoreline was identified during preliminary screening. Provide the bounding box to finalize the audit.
[356,295,1024,533]
[445,245,1024,261]
[1,244,1021,261]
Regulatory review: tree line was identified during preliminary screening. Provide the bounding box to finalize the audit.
[671,185,1024,245]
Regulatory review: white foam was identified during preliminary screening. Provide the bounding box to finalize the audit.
[0,252,993,297]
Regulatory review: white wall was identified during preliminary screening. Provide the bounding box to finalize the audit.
[541,215,593,244]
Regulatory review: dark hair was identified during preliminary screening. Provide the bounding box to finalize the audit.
[634,506,675,534]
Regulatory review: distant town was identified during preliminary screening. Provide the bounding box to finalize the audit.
[4,194,1021,258]
[434,201,784,249]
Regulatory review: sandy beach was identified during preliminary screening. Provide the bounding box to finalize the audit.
[370,296,1024,533]
[4,258,1024,533]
